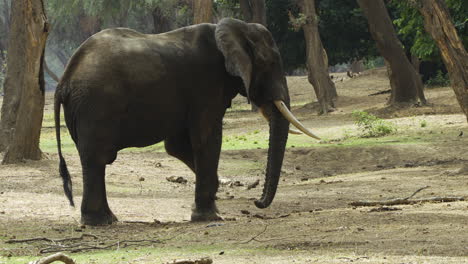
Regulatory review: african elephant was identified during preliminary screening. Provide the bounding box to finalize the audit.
[55,18,318,225]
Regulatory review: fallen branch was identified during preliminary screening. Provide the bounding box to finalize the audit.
[7,234,98,244]
[350,196,464,207]
[40,239,162,254]
[350,185,465,206]
[164,257,213,264]
[28,253,75,264]
[368,89,391,96]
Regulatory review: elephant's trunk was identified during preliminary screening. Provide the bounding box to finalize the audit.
[255,101,289,208]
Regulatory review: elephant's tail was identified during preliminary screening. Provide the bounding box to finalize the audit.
[54,87,74,207]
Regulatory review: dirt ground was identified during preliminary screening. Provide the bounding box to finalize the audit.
[1,67,467,263]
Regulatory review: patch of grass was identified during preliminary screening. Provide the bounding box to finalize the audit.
[420,120,428,128]
[0,245,301,264]
[352,111,396,138]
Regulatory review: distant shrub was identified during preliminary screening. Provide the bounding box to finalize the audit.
[420,120,428,128]
[426,70,450,87]
[352,111,395,137]
[363,56,385,70]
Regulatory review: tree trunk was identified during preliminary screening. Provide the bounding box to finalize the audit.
[0,0,48,163]
[299,0,337,114]
[357,0,426,106]
[411,53,421,73]
[193,0,213,24]
[152,6,174,34]
[239,0,266,25]
[239,0,266,112]
[417,0,468,122]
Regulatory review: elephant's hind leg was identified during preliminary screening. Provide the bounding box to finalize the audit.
[80,158,117,225]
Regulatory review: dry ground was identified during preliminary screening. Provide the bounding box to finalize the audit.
[0,67,467,263]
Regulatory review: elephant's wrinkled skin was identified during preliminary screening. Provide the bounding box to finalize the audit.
[55,18,290,225]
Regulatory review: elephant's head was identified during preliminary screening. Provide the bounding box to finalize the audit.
[215,18,319,208]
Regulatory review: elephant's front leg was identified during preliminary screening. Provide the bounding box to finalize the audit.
[190,124,223,222]
[80,160,117,225]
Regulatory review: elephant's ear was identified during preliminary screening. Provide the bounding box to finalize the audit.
[215,19,252,98]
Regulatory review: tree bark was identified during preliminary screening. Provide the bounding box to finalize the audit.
[152,6,174,34]
[417,0,468,122]
[298,0,337,114]
[239,0,266,25]
[193,0,213,24]
[357,0,426,106]
[0,0,48,163]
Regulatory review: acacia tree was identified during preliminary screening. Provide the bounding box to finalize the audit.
[295,0,337,114]
[357,0,426,106]
[193,0,213,24]
[0,0,49,163]
[416,0,468,121]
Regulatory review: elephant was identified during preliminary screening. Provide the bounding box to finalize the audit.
[54,18,319,225]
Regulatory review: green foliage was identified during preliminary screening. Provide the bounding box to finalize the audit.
[390,0,468,61]
[420,120,427,128]
[352,111,396,138]
[363,56,385,70]
[318,0,378,65]
[288,13,308,31]
[266,0,306,73]
[426,70,450,87]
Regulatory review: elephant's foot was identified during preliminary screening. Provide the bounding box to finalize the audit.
[191,204,222,222]
[81,210,118,226]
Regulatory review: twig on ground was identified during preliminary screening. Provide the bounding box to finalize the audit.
[404,185,430,200]
[28,252,75,264]
[240,224,269,244]
[164,257,213,264]
[350,185,464,207]
[7,234,98,244]
[368,89,391,96]
[39,239,162,253]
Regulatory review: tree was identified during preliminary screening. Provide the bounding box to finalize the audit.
[390,0,467,83]
[317,0,377,66]
[0,0,48,163]
[357,0,426,106]
[193,0,213,24]
[416,0,468,121]
[239,0,266,112]
[295,0,337,114]
[240,0,266,25]
[265,0,306,73]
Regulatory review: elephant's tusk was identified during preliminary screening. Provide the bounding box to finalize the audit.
[289,128,302,135]
[274,100,321,140]
[260,107,303,135]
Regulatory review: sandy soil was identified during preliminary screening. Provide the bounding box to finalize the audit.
[0,67,467,263]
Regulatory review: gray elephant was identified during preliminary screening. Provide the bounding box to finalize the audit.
[55,18,318,225]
